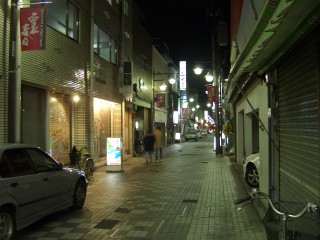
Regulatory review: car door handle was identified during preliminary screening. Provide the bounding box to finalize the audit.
[43,177,49,181]
[10,182,18,188]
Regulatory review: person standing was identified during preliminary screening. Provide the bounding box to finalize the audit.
[154,126,163,162]
[143,130,155,164]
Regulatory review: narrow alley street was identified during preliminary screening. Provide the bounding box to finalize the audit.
[16,135,267,240]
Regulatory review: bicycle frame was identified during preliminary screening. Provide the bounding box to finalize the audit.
[234,188,318,240]
[69,146,95,180]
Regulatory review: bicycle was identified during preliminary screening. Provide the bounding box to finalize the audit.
[134,138,144,157]
[234,188,319,240]
[69,146,95,180]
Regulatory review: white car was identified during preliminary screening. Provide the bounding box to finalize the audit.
[201,129,207,136]
[0,144,88,240]
[243,153,260,188]
[185,130,198,141]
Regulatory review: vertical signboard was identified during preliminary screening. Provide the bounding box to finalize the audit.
[20,7,47,51]
[156,93,165,108]
[206,85,217,103]
[179,61,186,90]
[106,137,123,172]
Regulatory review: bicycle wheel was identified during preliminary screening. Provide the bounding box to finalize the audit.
[85,159,94,180]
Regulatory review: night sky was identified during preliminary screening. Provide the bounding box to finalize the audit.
[135,0,230,106]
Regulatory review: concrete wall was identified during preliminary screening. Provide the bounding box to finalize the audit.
[235,81,269,194]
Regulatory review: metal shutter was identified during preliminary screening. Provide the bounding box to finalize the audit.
[277,32,319,237]
[0,2,10,142]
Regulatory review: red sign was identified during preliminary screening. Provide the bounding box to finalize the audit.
[156,93,165,108]
[182,108,187,117]
[20,7,47,51]
[206,85,217,103]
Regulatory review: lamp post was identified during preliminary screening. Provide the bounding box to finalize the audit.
[193,62,222,155]
[152,72,177,142]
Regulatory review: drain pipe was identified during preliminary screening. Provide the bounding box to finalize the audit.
[268,79,276,202]
[8,0,21,143]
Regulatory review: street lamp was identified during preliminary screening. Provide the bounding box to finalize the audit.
[205,71,214,82]
[192,62,222,155]
[193,66,215,83]
[153,71,178,144]
[153,72,176,84]
[193,67,203,75]
[153,72,176,91]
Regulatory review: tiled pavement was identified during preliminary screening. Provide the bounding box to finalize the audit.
[15,136,267,240]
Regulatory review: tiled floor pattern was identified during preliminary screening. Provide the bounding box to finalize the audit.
[16,137,267,240]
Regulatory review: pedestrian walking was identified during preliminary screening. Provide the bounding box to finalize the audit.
[154,126,163,161]
[143,130,155,164]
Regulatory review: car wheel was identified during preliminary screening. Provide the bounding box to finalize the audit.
[71,179,87,210]
[0,207,16,240]
[245,165,259,188]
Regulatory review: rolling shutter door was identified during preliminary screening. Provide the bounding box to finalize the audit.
[0,3,10,142]
[277,32,319,237]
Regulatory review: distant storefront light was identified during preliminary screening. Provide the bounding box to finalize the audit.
[173,111,179,124]
[73,95,80,102]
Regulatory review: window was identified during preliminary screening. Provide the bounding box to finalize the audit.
[1,149,34,177]
[26,149,60,173]
[111,38,117,64]
[94,24,117,64]
[99,30,111,61]
[47,0,79,41]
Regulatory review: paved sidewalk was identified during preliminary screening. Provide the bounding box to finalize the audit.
[16,137,267,240]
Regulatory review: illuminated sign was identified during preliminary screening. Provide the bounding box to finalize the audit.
[179,61,186,90]
[106,137,123,172]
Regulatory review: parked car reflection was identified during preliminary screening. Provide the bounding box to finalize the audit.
[243,153,260,188]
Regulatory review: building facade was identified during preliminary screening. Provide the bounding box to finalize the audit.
[0,0,179,166]
[228,0,320,238]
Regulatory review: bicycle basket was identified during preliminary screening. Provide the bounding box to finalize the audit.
[263,202,281,240]
[69,152,81,165]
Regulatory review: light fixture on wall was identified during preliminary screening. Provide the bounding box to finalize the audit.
[138,78,146,91]
[159,82,167,91]
[73,95,80,102]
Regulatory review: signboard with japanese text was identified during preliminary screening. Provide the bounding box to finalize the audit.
[155,93,165,108]
[182,108,187,117]
[206,85,217,103]
[179,61,187,90]
[20,7,47,51]
[106,137,123,172]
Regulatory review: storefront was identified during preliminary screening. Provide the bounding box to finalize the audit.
[93,98,121,161]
